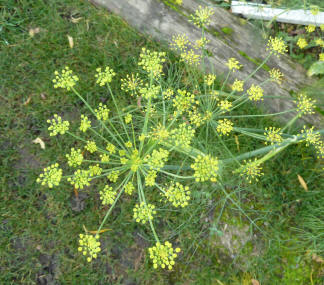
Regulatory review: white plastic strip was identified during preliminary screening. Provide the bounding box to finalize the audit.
[231,1,324,26]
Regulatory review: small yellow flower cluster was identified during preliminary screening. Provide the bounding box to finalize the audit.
[124,113,132,124]
[106,143,116,154]
[133,202,156,224]
[316,38,324,48]
[164,182,190,207]
[119,149,126,157]
[125,182,135,195]
[174,0,182,5]
[190,5,214,28]
[195,37,210,50]
[319,53,324,62]
[53,67,79,90]
[138,48,166,78]
[37,163,62,188]
[170,34,189,51]
[301,126,321,147]
[89,164,102,177]
[216,119,234,136]
[139,84,160,100]
[85,141,97,153]
[173,89,198,114]
[145,170,157,187]
[239,158,264,183]
[310,5,319,15]
[100,154,110,163]
[146,148,169,170]
[121,73,143,96]
[100,185,117,205]
[107,170,120,183]
[226,58,242,71]
[148,241,180,270]
[269,68,284,85]
[204,110,213,121]
[95,67,116,86]
[68,169,91,189]
[80,115,91,132]
[264,127,283,145]
[129,149,142,172]
[247,84,264,101]
[204,74,216,86]
[305,25,316,33]
[321,24,324,31]
[47,114,70,136]
[163,88,174,100]
[297,38,308,49]
[231,79,244,92]
[94,103,110,121]
[78,234,101,262]
[171,123,195,149]
[180,49,201,66]
[191,154,219,182]
[188,108,205,127]
[296,94,316,116]
[151,124,170,142]
[125,141,132,148]
[66,148,83,167]
[267,37,288,56]
[218,100,232,112]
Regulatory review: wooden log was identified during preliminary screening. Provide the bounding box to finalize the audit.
[90,0,323,128]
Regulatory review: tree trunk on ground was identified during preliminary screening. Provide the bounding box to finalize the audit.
[90,0,323,128]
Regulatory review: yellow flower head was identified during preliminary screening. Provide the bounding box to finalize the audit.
[231,79,244,92]
[164,182,190,207]
[138,48,166,78]
[163,88,174,100]
[188,107,206,127]
[106,143,116,154]
[315,38,324,48]
[145,170,157,187]
[149,241,180,270]
[125,141,133,148]
[53,66,79,90]
[296,93,316,116]
[239,158,264,183]
[100,154,110,163]
[99,185,117,205]
[173,89,197,114]
[247,84,264,101]
[125,113,132,124]
[121,73,143,96]
[133,202,156,224]
[321,24,324,31]
[125,182,135,195]
[218,100,232,112]
[95,66,116,86]
[66,148,83,167]
[88,164,102,177]
[305,24,316,33]
[68,170,91,189]
[204,74,216,86]
[139,84,160,100]
[94,103,110,121]
[47,114,69,136]
[80,115,91,132]
[310,5,319,15]
[190,6,214,28]
[171,34,189,51]
[319,53,324,62]
[194,37,210,49]
[85,141,97,153]
[78,234,101,262]
[191,154,219,182]
[151,123,170,141]
[171,123,195,149]
[180,49,201,65]
[297,38,308,49]
[226,58,242,71]
[300,126,321,147]
[269,68,284,85]
[267,37,287,56]
[146,148,169,170]
[264,127,283,145]
[216,119,234,136]
[107,170,120,183]
[37,163,62,188]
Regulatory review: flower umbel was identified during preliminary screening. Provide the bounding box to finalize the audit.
[264,127,283,145]
[66,148,83,167]
[94,103,110,121]
[191,155,219,182]
[269,68,283,85]
[138,48,166,78]
[148,241,180,270]
[133,202,156,224]
[239,159,264,183]
[37,163,62,188]
[100,185,117,205]
[226,58,242,71]
[296,94,316,116]
[78,234,101,262]
[216,119,234,136]
[80,115,91,132]
[190,6,214,28]
[47,114,69,136]
[164,182,190,207]
[231,79,244,92]
[95,66,116,86]
[247,84,264,101]
[267,37,287,56]
[68,170,91,189]
[297,38,308,49]
[53,66,79,90]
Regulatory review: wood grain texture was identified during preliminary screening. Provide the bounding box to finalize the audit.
[90,0,323,127]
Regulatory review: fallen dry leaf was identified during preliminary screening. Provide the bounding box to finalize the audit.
[23,95,32,106]
[251,279,260,285]
[83,225,111,234]
[297,174,308,191]
[40,93,46,100]
[312,253,324,263]
[29,27,40,37]
[71,16,83,23]
[67,35,74,48]
[32,137,45,149]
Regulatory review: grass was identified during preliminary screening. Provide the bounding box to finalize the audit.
[1,0,324,284]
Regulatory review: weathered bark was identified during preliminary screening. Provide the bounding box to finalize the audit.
[90,0,323,127]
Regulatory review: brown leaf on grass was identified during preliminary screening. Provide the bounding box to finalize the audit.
[71,16,83,23]
[32,137,45,149]
[83,225,111,234]
[29,27,40,37]
[67,35,74,48]
[40,93,46,100]
[251,279,260,285]
[23,95,32,106]
[297,174,308,191]
[312,253,324,263]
